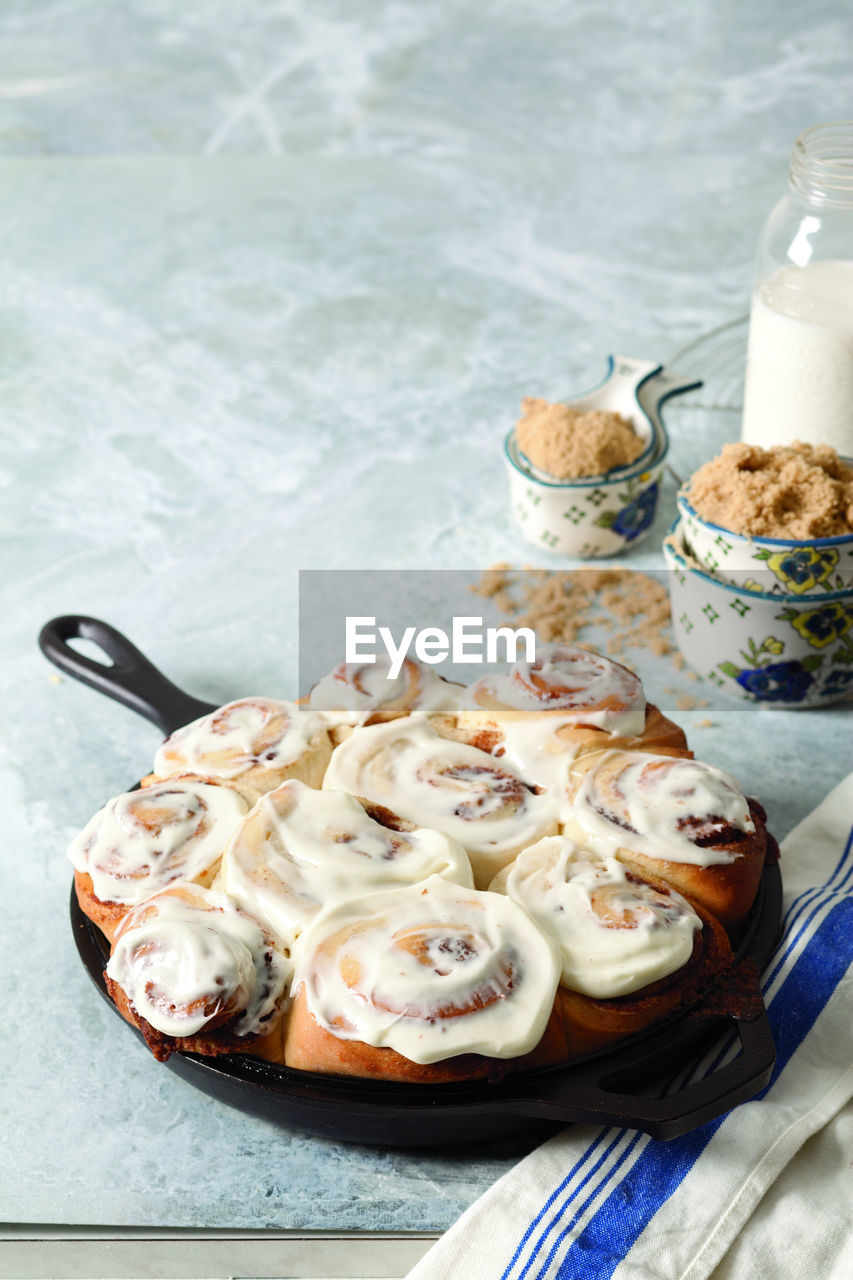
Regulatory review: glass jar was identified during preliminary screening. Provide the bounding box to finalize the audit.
[740,122,853,455]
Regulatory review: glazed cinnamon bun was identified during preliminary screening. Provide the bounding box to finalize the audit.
[489,834,727,1054]
[283,874,562,1082]
[68,776,250,942]
[489,835,731,1054]
[307,656,465,741]
[105,882,291,1063]
[564,750,767,933]
[150,698,332,799]
[322,716,560,887]
[217,779,474,954]
[466,644,647,728]
[491,836,702,997]
[455,645,688,799]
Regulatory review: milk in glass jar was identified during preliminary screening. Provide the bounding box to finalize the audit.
[741,122,853,454]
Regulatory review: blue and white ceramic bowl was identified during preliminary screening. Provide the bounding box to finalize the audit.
[677,485,853,597]
[504,357,699,559]
[505,425,667,559]
[664,518,853,708]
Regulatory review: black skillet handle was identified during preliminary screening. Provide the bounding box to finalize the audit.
[39,615,217,737]
[508,1009,776,1141]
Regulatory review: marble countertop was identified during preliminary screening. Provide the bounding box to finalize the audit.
[1,0,851,1246]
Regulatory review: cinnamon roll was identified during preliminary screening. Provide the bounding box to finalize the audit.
[492,837,703,997]
[456,645,688,800]
[217,779,474,955]
[322,716,560,887]
[68,776,250,942]
[489,834,731,1053]
[307,656,465,742]
[467,644,647,728]
[564,750,768,933]
[105,882,291,1063]
[284,874,562,1082]
[489,834,727,1054]
[150,698,332,799]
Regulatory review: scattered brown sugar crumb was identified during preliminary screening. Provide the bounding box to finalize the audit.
[472,565,675,657]
[516,398,646,480]
[686,441,853,539]
[675,694,710,712]
[695,718,716,728]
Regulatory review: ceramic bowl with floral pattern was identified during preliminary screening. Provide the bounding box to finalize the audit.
[663,519,853,708]
[504,417,668,559]
[504,356,702,559]
[676,487,853,597]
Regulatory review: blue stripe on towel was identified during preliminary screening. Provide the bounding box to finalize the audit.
[502,1130,645,1280]
[498,1130,616,1280]
[502,817,853,1280]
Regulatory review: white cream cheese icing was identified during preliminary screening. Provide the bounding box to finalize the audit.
[567,751,755,867]
[322,715,559,886]
[293,874,560,1063]
[218,779,474,953]
[467,643,646,737]
[308,656,465,727]
[492,717,580,810]
[106,884,291,1039]
[67,778,249,906]
[154,698,328,782]
[493,836,701,998]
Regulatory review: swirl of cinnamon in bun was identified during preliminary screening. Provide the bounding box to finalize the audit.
[491,835,732,1057]
[217,779,474,953]
[567,751,755,865]
[456,645,688,800]
[322,716,559,887]
[105,882,291,1062]
[467,644,647,732]
[285,874,560,1076]
[307,656,465,734]
[565,750,768,933]
[491,836,702,998]
[152,698,332,798]
[68,776,250,941]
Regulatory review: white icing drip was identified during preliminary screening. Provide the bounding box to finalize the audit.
[294,875,560,1063]
[219,780,474,952]
[468,644,646,736]
[309,656,465,726]
[154,698,327,781]
[106,885,291,1038]
[322,716,559,885]
[67,779,249,906]
[570,751,755,867]
[493,718,579,812]
[496,837,701,998]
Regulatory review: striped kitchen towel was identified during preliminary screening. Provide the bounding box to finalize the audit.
[407,772,853,1280]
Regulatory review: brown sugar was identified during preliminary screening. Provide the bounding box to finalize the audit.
[472,565,675,658]
[685,441,853,539]
[516,398,645,480]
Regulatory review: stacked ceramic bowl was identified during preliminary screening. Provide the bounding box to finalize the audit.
[504,358,698,559]
[664,488,853,708]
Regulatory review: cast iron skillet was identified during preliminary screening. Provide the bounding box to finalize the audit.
[40,614,782,1147]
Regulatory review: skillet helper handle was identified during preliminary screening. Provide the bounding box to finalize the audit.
[509,1010,776,1141]
[39,615,216,737]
